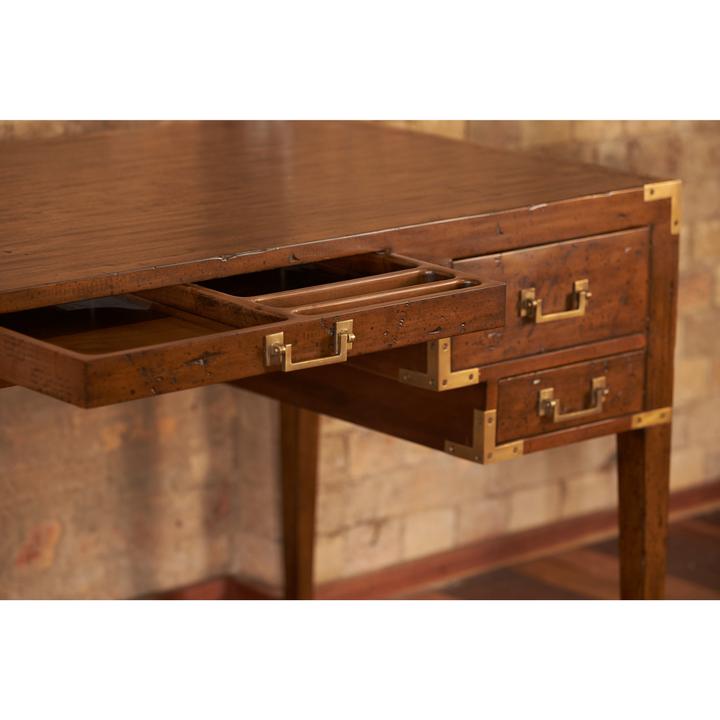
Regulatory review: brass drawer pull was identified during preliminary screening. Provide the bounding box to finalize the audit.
[521,279,591,323]
[264,320,355,372]
[538,376,609,422]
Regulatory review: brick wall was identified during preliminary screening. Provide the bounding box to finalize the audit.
[1,120,717,597]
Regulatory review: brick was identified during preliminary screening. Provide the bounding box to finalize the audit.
[15,520,62,569]
[344,519,402,576]
[484,435,617,499]
[402,439,449,467]
[573,121,624,143]
[685,396,720,450]
[317,431,348,485]
[679,131,720,180]
[457,496,511,545]
[238,477,281,541]
[508,482,563,533]
[376,457,495,519]
[674,357,711,405]
[670,447,706,491]
[627,133,682,177]
[407,121,467,141]
[624,120,677,136]
[343,476,387,528]
[315,482,348,536]
[674,315,687,361]
[677,270,712,315]
[676,121,720,135]
[234,532,283,588]
[347,427,417,481]
[706,451,720,483]
[149,536,226,595]
[682,310,720,356]
[692,219,720,263]
[682,177,720,223]
[594,139,629,171]
[678,224,692,273]
[671,407,689,450]
[378,121,467,141]
[314,534,345,584]
[402,507,456,561]
[519,121,572,148]
[468,121,522,149]
[561,469,617,518]
[320,414,355,435]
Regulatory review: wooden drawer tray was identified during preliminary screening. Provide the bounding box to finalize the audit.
[0,252,505,407]
[452,228,650,363]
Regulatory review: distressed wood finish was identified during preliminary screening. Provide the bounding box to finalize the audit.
[0,255,505,407]
[0,122,660,313]
[0,122,679,601]
[615,219,679,599]
[280,404,320,601]
[452,228,650,363]
[496,351,645,444]
[236,360,652,458]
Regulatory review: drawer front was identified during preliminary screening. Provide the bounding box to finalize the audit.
[0,252,505,407]
[452,228,649,363]
[496,350,645,444]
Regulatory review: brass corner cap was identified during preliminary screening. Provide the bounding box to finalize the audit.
[644,179,682,234]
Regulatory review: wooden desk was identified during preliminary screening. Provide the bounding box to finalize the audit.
[0,121,679,599]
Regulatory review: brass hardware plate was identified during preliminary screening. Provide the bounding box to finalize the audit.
[520,279,591,324]
[399,339,479,391]
[644,179,682,234]
[631,407,672,429]
[265,319,355,372]
[538,376,609,423]
[445,409,523,464]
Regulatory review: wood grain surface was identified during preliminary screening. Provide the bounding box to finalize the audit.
[496,350,645,443]
[453,228,650,363]
[0,121,659,312]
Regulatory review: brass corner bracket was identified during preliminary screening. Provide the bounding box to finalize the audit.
[445,409,524,464]
[630,407,672,429]
[644,179,682,234]
[399,339,479,392]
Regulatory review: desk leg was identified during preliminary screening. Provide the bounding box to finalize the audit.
[617,423,671,600]
[280,403,319,600]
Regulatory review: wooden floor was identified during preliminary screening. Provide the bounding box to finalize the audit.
[401,508,720,600]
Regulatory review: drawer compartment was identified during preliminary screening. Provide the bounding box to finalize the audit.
[0,252,505,407]
[496,350,645,444]
[452,228,650,363]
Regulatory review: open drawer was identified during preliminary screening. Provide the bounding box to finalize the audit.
[0,252,505,407]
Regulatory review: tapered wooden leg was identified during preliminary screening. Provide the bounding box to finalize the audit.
[280,403,320,600]
[617,423,671,599]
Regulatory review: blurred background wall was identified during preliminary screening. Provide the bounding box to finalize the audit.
[0,120,717,598]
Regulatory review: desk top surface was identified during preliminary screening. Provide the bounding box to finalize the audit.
[0,121,655,311]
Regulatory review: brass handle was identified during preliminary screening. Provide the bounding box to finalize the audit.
[520,279,591,324]
[264,320,355,372]
[538,376,609,423]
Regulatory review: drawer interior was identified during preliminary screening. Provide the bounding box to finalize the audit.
[0,295,277,355]
[194,253,479,316]
[197,253,417,296]
[0,251,506,407]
